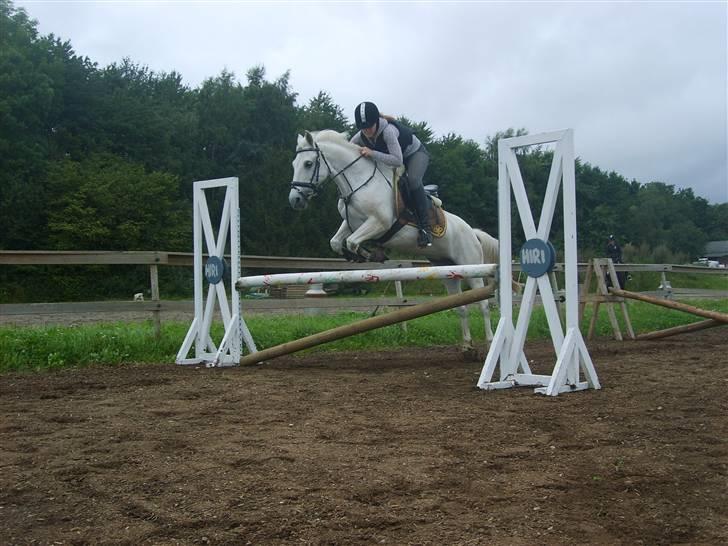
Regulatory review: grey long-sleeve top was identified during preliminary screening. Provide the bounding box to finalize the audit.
[350,117,422,168]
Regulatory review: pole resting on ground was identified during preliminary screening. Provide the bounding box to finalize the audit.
[609,288,728,324]
[239,281,496,366]
[636,319,724,341]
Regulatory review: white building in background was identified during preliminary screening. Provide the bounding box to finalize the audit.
[703,240,728,267]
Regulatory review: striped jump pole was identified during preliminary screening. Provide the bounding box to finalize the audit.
[236,264,498,290]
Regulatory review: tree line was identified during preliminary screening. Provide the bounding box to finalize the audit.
[2,0,726,301]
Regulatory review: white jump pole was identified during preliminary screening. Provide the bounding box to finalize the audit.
[236,264,498,290]
[176,177,256,367]
[477,129,600,396]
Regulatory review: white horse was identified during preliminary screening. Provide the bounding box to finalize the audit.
[288,129,501,352]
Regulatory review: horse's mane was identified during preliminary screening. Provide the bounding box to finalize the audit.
[309,130,360,154]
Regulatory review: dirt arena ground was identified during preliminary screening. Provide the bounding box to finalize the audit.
[1,328,726,545]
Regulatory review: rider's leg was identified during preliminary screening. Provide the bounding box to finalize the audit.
[412,187,433,247]
[405,147,432,248]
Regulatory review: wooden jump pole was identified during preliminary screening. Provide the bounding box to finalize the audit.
[609,288,728,324]
[239,281,496,366]
[635,319,724,341]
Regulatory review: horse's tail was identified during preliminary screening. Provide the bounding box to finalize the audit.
[474,229,499,265]
[474,228,524,294]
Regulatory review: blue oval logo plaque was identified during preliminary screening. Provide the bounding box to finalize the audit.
[204,256,226,284]
[520,239,556,278]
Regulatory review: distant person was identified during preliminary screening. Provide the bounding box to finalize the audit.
[606,234,622,263]
[606,234,628,288]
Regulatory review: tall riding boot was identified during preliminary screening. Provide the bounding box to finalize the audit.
[412,185,433,248]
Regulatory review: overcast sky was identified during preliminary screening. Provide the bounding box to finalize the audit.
[16,0,728,204]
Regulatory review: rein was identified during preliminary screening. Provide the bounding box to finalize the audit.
[290,145,363,197]
[290,142,393,231]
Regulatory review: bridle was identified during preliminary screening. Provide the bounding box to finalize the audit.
[289,144,326,198]
[289,142,389,202]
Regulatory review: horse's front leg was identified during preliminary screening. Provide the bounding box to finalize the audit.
[345,216,387,258]
[330,220,352,256]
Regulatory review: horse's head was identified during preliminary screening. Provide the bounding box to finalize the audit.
[289,130,358,210]
[289,131,330,210]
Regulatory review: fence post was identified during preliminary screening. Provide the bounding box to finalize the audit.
[395,280,407,333]
[150,264,161,339]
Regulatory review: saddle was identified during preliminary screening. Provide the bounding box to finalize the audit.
[393,170,447,238]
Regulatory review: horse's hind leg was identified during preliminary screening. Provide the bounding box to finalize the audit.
[465,276,493,343]
[442,278,475,356]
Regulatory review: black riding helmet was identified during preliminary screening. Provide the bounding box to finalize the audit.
[354,101,380,129]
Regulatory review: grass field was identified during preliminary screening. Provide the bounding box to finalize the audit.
[1,297,726,373]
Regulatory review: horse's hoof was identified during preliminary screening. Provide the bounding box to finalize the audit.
[369,248,388,262]
[342,247,363,263]
[460,346,479,362]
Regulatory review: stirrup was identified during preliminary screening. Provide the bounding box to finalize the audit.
[417,228,433,248]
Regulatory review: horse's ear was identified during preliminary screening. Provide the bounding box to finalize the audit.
[304,131,314,146]
[340,131,350,140]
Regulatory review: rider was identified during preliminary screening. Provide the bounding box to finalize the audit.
[350,101,433,248]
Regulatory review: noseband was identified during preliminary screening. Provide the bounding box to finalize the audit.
[290,144,366,199]
[290,145,325,198]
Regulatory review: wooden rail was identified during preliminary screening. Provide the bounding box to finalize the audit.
[0,297,437,317]
[0,250,429,270]
[635,319,723,341]
[3,250,727,275]
[2,251,726,326]
[608,288,728,324]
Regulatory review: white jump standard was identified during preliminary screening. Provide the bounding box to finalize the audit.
[176,177,257,368]
[477,129,600,396]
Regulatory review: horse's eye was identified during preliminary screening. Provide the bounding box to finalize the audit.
[304,160,313,168]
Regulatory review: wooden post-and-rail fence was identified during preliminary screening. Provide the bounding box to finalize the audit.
[2,250,727,332]
[0,251,437,333]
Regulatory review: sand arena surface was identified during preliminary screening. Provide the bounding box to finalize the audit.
[1,328,726,545]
